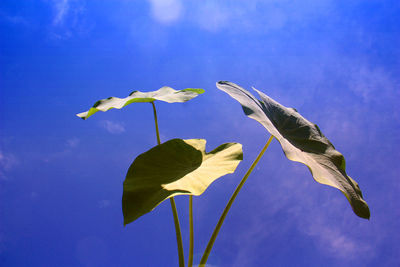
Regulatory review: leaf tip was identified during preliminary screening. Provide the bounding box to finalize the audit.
[235,143,244,161]
[76,112,88,120]
[351,198,370,220]
[216,80,229,87]
[182,88,205,95]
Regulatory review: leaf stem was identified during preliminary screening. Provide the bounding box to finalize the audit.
[199,135,274,266]
[151,101,185,267]
[170,197,185,267]
[188,196,194,267]
[151,102,161,145]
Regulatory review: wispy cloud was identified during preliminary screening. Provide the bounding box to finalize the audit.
[300,215,374,259]
[148,0,183,24]
[190,1,230,32]
[348,65,399,104]
[184,0,333,33]
[2,14,29,26]
[52,0,70,26]
[47,0,90,39]
[0,150,18,180]
[100,120,126,134]
[225,150,377,266]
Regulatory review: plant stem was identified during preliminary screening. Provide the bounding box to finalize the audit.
[151,102,161,145]
[151,101,185,267]
[188,196,194,267]
[199,135,274,266]
[170,197,185,267]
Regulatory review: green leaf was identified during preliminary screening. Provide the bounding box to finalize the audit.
[77,87,205,120]
[216,81,370,219]
[122,138,243,225]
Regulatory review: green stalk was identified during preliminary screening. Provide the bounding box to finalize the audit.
[151,102,161,145]
[188,196,194,267]
[199,135,274,266]
[170,197,185,267]
[151,102,185,267]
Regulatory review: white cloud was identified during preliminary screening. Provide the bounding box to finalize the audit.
[52,0,70,26]
[100,120,126,134]
[301,216,373,259]
[0,150,18,180]
[0,151,17,171]
[2,15,29,26]
[348,66,399,104]
[193,1,230,32]
[184,0,334,33]
[148,0,182,24]
[47,0,90,39]
[221,152,376,266]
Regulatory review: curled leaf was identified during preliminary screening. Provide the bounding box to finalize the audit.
[217,81,370,219]
[123,138,243,225]
[77,87,205,120]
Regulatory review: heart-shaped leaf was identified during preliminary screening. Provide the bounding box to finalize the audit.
[77,87,205,120]
[122,138,243,225]
[217,81,370,219]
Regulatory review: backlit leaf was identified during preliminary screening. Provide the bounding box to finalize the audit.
[77,87,205,120]
[123,138,243,225]
[217,81,370,219]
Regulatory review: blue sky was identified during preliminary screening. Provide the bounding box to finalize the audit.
[1,0,399,266]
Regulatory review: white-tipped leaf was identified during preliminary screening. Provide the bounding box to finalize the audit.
[77,87,205,120]
[216,81,370,219]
